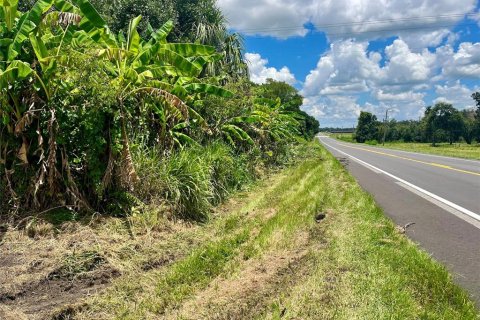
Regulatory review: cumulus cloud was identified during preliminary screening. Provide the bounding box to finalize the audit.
[301,39,435,97]
[301,40,380,96]
[218,0,476,40]
[245,53,296,85]
[374,90,426,102]
[300,38,480,126]
[379,40,436,85]
[218,0,314,38]
[399,29,452,50]
[440,42,480,78]
[434,81,480,108]
[302,95,364,127]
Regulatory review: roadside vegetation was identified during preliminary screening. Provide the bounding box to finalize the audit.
[0,0,319,221]
[1,1,478,319]
[1,142,477,319]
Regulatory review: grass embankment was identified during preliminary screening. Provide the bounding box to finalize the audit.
[1,142,477,319]
[332,133,480,160]
[80,142,477,319]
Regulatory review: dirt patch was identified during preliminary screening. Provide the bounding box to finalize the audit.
[0,261,119,320]
[168,248,312,320]
[141,253,177,271]
[167,220,331,320]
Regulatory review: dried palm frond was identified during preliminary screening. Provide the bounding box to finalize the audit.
[137,88,190,120]
[58,12,82,26]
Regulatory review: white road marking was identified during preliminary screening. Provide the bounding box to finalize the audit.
[320,138,480,224]
[396,182,480,230]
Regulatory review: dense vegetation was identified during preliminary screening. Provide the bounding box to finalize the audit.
[353,98,480,145]
[0,0,319,220]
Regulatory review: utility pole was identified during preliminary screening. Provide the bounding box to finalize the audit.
[382,108,390,146]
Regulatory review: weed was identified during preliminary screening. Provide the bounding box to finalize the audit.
[49,251,105,280]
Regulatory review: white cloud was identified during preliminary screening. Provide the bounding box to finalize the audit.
[440,42,480,78]
[218,0,476,40]
[302,95,364,127]
[301,39,435,97]
[379,40,436,85]
[374,90,426,102]
[399,29,452,50]
[245,53,296,85]
[299,38,480,126]
[218,0,314,38]
[434,81,479,109]
[301,40,380,96]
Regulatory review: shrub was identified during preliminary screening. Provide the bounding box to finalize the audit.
[203,141,253,205]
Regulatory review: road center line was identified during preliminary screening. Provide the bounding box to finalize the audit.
[335,142,480,177]
[320,138,480,224]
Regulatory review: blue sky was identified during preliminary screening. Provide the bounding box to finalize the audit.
[218,0,480,127]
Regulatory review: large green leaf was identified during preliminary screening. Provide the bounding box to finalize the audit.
[29,33,48,61]
[0,60,33,88]
[8,0,55,60]
[222,124,254,145]
[53,0,76,12]
[126,15,141,54]
[72,0,105,31]
[156,48,202,77]
[1,0,18,31]
[150,20,173,43]
[160,43,216,57]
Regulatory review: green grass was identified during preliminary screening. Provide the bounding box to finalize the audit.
[75,141,478,319]
[378,141,480,160]
[331,133,480,160]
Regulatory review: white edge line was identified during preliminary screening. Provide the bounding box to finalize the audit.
[320,138,480,223]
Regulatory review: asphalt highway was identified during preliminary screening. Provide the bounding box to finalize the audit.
[318,136,480,305]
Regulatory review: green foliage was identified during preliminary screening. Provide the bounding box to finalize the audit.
[425,102,466,145]
[355,111,379,143]
[350,102,477,145]
[472,92,480,142]
[0,0,311,222]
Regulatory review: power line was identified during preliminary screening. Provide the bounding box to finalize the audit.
[231,13,480,34]
[237,21,478,36]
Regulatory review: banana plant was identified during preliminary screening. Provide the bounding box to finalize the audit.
[89,16,233,189]
[0,0,108,210]
[0,0,106,147]
[252,98,301,144]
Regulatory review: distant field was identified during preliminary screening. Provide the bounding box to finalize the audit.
[330,133,480,160]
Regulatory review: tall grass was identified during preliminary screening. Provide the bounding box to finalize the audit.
[132,140,256,221]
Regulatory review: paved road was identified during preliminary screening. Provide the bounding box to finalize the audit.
[318,136,480,305]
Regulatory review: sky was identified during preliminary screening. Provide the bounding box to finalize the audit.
[218,0,480,128]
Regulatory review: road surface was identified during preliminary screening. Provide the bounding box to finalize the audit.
[318,136,480,305]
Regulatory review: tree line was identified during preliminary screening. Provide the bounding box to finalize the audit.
[0,0,319,220]
[354,96,480,145]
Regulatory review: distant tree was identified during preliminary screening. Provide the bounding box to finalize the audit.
[89,0,176,36]
[254,79,319,139]
[425,102,465,146]
[355,112,379,143]
[472,92,480,142]
[256,79,304,111]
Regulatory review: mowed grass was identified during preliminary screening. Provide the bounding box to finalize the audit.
[74,141,478,319]
[379,141,480,160]
[332,133,480,160]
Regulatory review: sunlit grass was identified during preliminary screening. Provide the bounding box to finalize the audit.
[76,141,478,319]
[331,133,480,160]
